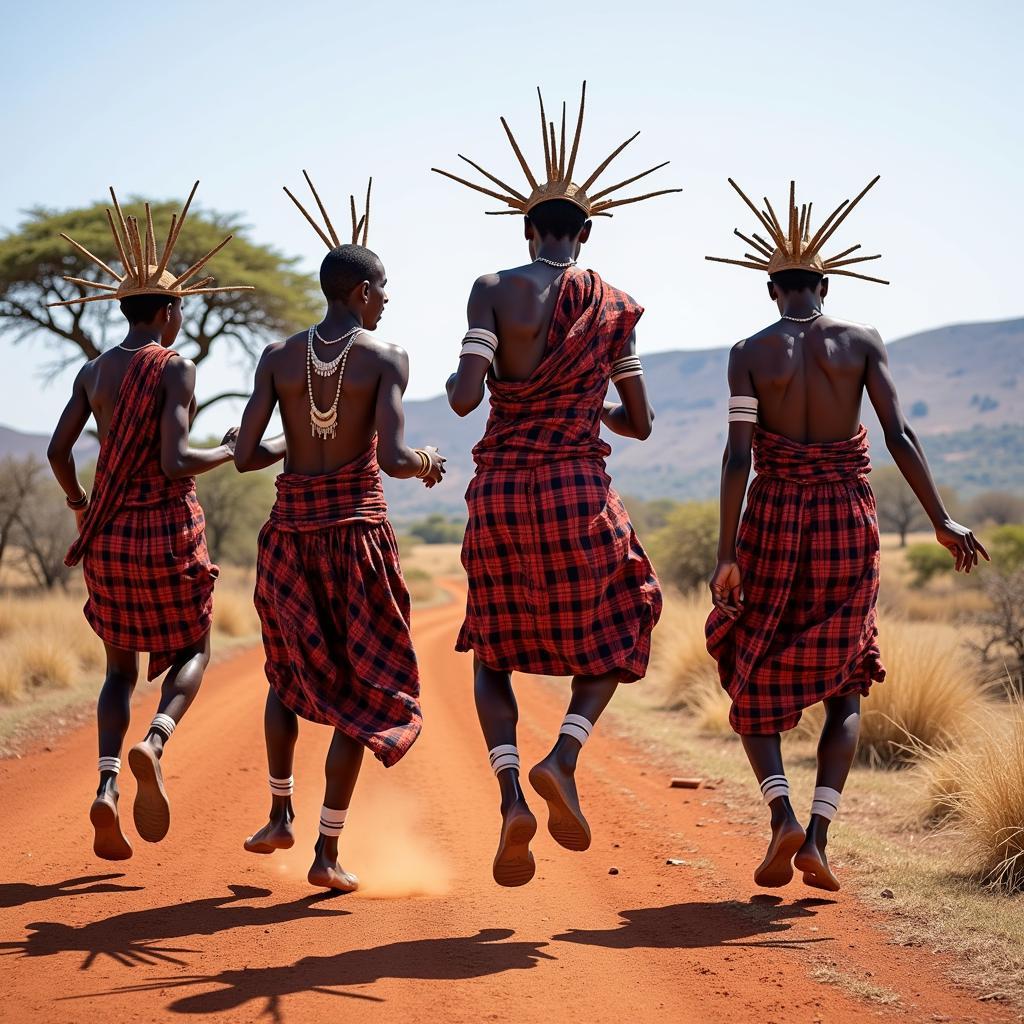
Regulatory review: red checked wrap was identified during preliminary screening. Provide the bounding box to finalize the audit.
[254,440,421,767]
[65,345,218,680]
[456,268,662,681]
[706,425,887,734]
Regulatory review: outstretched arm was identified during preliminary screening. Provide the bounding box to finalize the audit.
[234,346,286,473]
[864,329,987,571]
[709,343,755,616]
[160,358,236,479]
[377,345,445,486]
[602,331,655,440]
[447,275,496,417]
[47,365,93,516]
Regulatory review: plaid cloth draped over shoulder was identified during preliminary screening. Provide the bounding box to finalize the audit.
[457,268,663,681]
[706,425,886,734]
[65,345,218,680]
[254,440,421,767]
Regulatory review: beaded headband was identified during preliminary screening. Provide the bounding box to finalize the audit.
[432,81,682,218]
[706,177,888,284]
[49,181,255,308]
[284,171,373,248]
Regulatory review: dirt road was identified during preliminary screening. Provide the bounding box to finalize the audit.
[0,581,1006,1023]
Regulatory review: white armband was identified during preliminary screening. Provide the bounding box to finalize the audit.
[461,328,498,365]
[610,354,644,384]
[728,396,759,423]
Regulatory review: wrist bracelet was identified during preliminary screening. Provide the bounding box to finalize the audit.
[66,489,89,510]
[414,449,430,478]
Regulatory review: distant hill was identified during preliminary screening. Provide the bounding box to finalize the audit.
[0,424,97,463]
[3,317,1021,519]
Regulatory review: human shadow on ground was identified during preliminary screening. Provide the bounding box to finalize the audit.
[67,928,554,1022]
[0,884,347,969]
[553,895,836,951]
[0,874,143,910]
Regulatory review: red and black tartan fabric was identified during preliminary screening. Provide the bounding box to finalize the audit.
[457,268,663,681]
[706,425,886,734]
[65,345,218,680]
[254,440,421,767]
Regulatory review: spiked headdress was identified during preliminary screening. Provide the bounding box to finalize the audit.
[49,181,255,308]
[706,176,888,284]
[284,172,373,248]
[432,81,681,218]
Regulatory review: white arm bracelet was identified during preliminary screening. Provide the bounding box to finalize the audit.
[610,354,644,384]
[728,396,759,424]
[461,328,498,365]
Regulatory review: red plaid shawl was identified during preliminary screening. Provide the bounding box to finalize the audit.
[706,425,886,734]
[254,440,421,767]
[66,345,218,680]
[457,268,663,681]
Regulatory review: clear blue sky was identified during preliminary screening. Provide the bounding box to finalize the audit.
[1,0,1020,435]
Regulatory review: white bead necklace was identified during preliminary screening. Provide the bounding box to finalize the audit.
[314,324,362,346]
[780,311,822,323]
[118,339,160,352]
[534,256,576,268]
[306,325,360,439]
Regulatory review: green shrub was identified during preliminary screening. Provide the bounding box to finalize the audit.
[905,542,954,588]
[646,501,718,592]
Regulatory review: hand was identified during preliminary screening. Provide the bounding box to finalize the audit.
[221,427,239,454]
[935,519,990,573]
[709,560,743,618]
[421,446,447,489]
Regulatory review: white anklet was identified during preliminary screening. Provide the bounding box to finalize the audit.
[488,744,520,777]
[811,786,842,821]
[760,774,789,803]
[269,775,294,797]
[98,756,121,775]
[559,714,594,746]
[319,805,348,837]
[150,713,176,740]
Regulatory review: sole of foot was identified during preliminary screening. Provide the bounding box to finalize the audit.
[128,742,170,843]
[307,865,359,893]
[753,823,806,888]
[90,796,133,861]
[528,762,591,852]
[244,826,295,855]
[492,805,538,887]
[794,846,841,892]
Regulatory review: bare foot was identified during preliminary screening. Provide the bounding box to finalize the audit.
[128,740,170,843]
[529,756,591,851]
[753,818,805,888]
[90,792,133,861]
[244,818,295,855]
[794,838,841,892]
[492,800,537,887]
[307,851,359,893]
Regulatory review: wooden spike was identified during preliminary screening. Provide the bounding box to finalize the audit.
[498,117,539,191]
[283,186,335,249]
[797,203,808,242]
[431,167,522,207]
[761,196,788,252]
[565,81,586,184]
[302,170,341,248]
[804,202,813,240]
[549,122,558,182]
[752,232,777,253]
[559,102,567,179]
[483,210,526,216]
[350,194,358,243]
[354,214,365,243]
[590,187,683,213]
[826,268,889,285]
[537,88,552,180]
[361,178,371,247]
[804,176,881,258]
[802,198,849,256]
[162,180,200,270]
[578,130,641,194]
[47,292,122,308]
[180,284,255,296]
[126,218,146,286]
[788,181,798,258]
[107,187,133,269]
[590,161,671,202]
[823,253,882,269]
[57,233,122,285]
[705,256,775,270]
[726,179,784,246]
[822,243,861,263]
[734,229,774,257]
[144,203,156,272]
[62,276,120,292]
[169,234,234,289]
[102,210,130,280]
[457,155,528,201]
[153,213,178,280]
[743,252,770,265]
[182,275,215,291]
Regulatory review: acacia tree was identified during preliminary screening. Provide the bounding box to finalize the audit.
[0,196,320,418]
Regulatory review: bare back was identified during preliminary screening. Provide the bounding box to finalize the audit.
[264,330,399,476]
[735,315,878,443]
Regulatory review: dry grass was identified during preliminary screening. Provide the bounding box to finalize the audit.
[647,591,720,708]
[917,696,1024,891]
[401,542,464,579]
[809,964,900,1006]
[212,585,259,639]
